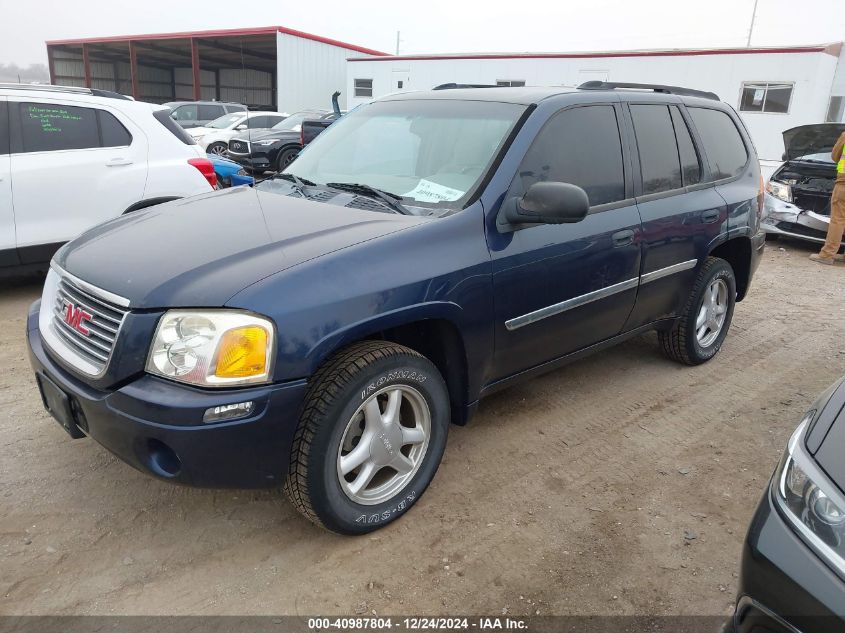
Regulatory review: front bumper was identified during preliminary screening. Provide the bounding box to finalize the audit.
[26,300,308,488]
[761,193,842,247]
[226,150,272,171]
[732,486,845,633]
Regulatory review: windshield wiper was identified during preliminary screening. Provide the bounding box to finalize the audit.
[273,172,316,196]
[325,182,411,215]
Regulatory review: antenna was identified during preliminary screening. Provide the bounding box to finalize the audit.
[746,0,759,47]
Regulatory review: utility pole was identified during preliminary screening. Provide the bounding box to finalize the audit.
[746,0,759,47]
[396,31,401,55]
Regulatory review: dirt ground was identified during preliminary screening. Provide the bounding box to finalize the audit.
[2,238,844,617]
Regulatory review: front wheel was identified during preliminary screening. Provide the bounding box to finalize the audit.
[206,142,228,156]
[284,341,450,534]
[659,256,736,365]
[276,147,299,172]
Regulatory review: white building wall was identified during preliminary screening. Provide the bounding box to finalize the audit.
[347,48,843,176]
[277,33,374,113]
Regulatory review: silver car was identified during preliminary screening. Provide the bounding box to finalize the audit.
[762,123,845,247]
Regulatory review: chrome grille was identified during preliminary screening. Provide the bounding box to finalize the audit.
[40,267,129,376]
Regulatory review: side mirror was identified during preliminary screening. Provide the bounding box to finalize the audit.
[500,182,590,229]
[235,124,248,130]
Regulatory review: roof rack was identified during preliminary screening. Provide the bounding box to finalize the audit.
[433,83,499,90]
[0,83,132,100]
[577,81,719,101]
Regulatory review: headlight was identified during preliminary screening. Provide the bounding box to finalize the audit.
[774,413,845,574]
[146,310,275,387]
[766,180,792,203]
[253,139,278,146]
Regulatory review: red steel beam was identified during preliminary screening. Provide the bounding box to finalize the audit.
[128,40,140,100]
[191,37,201,101]
[82,43,92,88]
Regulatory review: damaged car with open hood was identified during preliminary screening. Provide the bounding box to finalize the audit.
[762,123,845,248]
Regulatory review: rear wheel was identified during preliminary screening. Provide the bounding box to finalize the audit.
[284,341,450,534]
[276,147,299,172]
[659,257,736,365]
[206,142,228,156]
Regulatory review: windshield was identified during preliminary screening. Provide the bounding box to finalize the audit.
[207,113,246,129]
[284,99,525,207]
[271,112,321,133]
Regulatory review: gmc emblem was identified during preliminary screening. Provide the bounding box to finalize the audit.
[64,302,93,336]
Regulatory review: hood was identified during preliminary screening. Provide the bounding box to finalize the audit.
[188,126,213,137]
[782,124,845,161]
[55,187,424,309]
[234,128,299,143]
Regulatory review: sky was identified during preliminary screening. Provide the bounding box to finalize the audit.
[1,0,843,65]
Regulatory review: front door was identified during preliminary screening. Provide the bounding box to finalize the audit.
[488,104,642,380]
[9,98,147,261]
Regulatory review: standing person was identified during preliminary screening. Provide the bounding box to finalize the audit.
[810,130,845,265]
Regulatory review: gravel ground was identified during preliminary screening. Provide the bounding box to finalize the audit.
[1,238,844,617]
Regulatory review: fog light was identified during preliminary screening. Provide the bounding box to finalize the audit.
[203,401,254,423]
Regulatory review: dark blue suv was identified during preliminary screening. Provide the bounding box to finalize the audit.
[27,83,765,534]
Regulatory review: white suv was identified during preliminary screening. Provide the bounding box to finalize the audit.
[187,111,288,155]
[0,84,215,272]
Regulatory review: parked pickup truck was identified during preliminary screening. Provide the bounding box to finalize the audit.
[27,83,765,534]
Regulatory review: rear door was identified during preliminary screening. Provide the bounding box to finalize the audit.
[488,103,642,379]
[622,101,728,330]
[9,98,147,260]
[0,98,15,266]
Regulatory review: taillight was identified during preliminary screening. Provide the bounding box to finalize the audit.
[187,158,217,188]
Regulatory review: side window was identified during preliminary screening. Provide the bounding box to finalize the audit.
[267,115,285,126]
[0,101,8,155]
[18,102,99,152]
[630,105,682,195]
[670,107,701,186]
[199,104,225,120]
[228,105,247,113]
[97,110,132,147]
[354,79,373,98]
[512,105,625,207]
[687,107,749,180]
[172,105,197,121]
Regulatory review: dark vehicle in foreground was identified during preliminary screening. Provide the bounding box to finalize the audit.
[227,110,337,173]
[28,84,765,534]
[762,124,845,248]
[733,378,845,633]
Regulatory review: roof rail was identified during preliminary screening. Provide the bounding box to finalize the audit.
[577,81,719,101]
[433,83,499,90]
[0,83,132,100]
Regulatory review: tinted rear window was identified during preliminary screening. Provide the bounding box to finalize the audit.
[0,101,8,155]
[688,107,748,180]
[670,106,701,186]
[97,110,132,147]
[153,109,197,145]
[199,104,225,120]
[19,103,99,152]
[630,104,682,195]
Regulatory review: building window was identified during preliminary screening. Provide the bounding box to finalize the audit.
[739,82,793,114]
[354,79,373,98]
[496,80,526,87]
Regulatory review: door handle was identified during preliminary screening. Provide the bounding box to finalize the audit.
[106,158,133,167]
[611,229,635,247]
[701,209,720,224]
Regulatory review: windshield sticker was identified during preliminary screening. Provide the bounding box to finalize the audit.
[404,179,465,203]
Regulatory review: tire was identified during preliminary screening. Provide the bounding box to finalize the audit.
[206,142,228,156]
[284,341,450,534]
[658,256,736,366]
[276,147,299,172]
